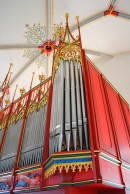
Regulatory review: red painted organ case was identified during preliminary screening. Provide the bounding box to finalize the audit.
[0,16,130,194]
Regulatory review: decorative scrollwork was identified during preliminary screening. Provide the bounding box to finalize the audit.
[15,108,25,123]
[27,102,37,116]
[8,114,16,125]
[37,91,49,110]
[44,162,92,179]
[44,152,93,179]
[0,116,7,130]
[60,43,81,61]
[52,24,65,41]
[52,42,81,83]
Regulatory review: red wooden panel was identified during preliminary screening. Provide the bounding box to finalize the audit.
[126,189,130,194]
[105,81,130,164]
[88,61,116,156]
[119,97,130,135]
[122,167,130,187]
[99,157,122,185]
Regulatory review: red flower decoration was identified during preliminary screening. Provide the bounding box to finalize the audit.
[38,40,56,56]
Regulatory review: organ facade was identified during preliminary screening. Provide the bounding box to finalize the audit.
[0,15,130,194]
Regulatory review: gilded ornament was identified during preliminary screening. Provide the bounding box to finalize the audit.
[52,24,65,41]
[8,114,16,125]
[16,108,25,122]
[20,88,26,96]
[77,164,82,172]
[58,166,63,173]
[5,99,10,106]
[64,165,70,173]
[27,102,37,116]
[71,165,76,172]
[39,74,45,82]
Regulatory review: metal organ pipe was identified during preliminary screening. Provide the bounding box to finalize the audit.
[49,59,89,155]
[0,119,23,172]
[0,78,51,173]
[65,61,71,151]
[70,61,77,151]
[19,104,47,168]
[79,65,89,149]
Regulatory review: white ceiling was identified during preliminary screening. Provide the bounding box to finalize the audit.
[0,0,130,105]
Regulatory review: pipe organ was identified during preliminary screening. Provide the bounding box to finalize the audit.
[0,15,130,194]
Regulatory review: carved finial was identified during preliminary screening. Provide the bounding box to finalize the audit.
[76,16,79,22]
[10,63,13,67]
[39,74,45,82]
[20,87,26,96]
[65,13,69,19]
[5,99,10,106]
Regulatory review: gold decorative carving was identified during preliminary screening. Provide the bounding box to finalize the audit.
[27,102,37,116]
[37,91,49,110]
[0,120,6,130]
[44,162,92,179]
[52,24,65,41]
[60,43,81,61]
[8,114,16,125]
[39,74,45,82]
[15,108,25,122]
[52,42,81,83]
[5,99,10,106]
[20,88,26,96]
